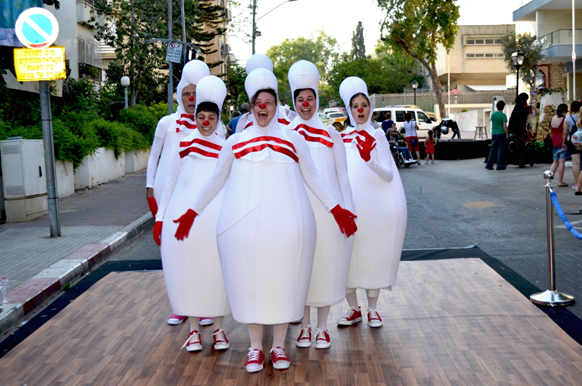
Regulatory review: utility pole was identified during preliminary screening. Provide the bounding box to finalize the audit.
[252,0,257,55]
[168,0,173,115]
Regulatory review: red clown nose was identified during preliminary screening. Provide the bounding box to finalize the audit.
[258,103,267,109]
[357,107,364,113]
[203,120,210,126]
[302,101,310,107]
[189,96,195,101]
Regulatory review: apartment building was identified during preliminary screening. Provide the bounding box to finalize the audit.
[513,0,582,99]
[431,24,515,93]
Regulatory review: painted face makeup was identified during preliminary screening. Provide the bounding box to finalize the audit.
[181,84,197,114]
[253,92,277,127]
[351,95,371,125]
[295,89,317,121]
[196,111,218,136]
[259,103,267,109]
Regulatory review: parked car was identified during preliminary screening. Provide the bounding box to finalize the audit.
[319,110,347,131]
[373,105,435,138]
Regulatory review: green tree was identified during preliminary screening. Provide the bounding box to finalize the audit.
[377,0,460,118]
[90,0,226,107]
[266,30,339,106]
[500,31,545,100]
[226,60,247,107]
[350,21,366,61]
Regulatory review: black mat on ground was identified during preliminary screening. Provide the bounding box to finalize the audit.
[1,248,580,358]
[417,140,491,160]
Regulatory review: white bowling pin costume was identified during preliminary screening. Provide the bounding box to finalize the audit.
[186,68,342,325]
[339,77,407,291]
[146,60,210,204]
[286,60,354,307]
[155,75,230,318]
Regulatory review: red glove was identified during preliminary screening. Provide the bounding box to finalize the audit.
[153,221,163,246]
[147,196,158,217]
[330,205,357,237]
[174,209,198,241]
[356,132,377,162]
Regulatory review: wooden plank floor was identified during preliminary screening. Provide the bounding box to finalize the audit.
[1,258,582,385]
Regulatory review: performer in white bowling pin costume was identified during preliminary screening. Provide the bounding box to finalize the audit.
[153,75,230,352]
[234,53,296,134]
[285,60,354,349]
[336,76,407,328]
[145,60,210,326]
[172,68,357,373]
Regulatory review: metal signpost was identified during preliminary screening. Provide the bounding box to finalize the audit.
[14,8,63,237]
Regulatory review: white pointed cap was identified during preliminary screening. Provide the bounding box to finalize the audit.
[288,60,319,112]
[245,54,274,74]
[182,59,210,85]
[245,68,278,102]
[195,75,227,113]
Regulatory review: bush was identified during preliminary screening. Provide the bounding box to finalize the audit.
[88,118,150,158]
[119,102,169,142]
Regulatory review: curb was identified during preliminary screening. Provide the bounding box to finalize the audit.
[0,212,154,337]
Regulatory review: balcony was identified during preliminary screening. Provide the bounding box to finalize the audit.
[537,29,582,62]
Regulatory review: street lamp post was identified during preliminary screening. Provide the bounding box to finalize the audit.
[411,80,418,105]
[252,0,298,55]
[121,76,130,109]
[511,50,525,99]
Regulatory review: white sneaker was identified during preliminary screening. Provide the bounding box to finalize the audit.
[314,328,331,349]
[367,309,383,328]
[199,317,214,326]
[212,328,230,350]
[296,326,312,348]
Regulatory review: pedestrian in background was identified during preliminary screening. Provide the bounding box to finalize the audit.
[549,103,570,187]
[227,103,248,137]
[402,112,421,163]
[485,100,508,170]
[381,112,396,136]
[565,101,582,189]
[424,129,436,164]
[371,112,380,129]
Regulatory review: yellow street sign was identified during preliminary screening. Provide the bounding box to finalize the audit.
[14,46,66,82]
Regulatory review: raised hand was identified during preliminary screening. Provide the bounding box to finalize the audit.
[355,131,377,162]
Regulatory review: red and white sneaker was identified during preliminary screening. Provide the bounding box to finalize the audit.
[270,346,290,370]
[337,307,362,326]
[167,314,187,325]
[314,328,331,349]
[296,326,312,348]
[245,348,266,373]
[367,308,383,327]
[212,329,230,350]
[182,330,202,352]
[199,317,214,326]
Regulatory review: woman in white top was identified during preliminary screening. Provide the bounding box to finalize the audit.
[153,75,230,353]
[172,68,357,373]
[145,60,209,326]
[402,112,421,162]
[337,76,407,329]
[285,60,355,350]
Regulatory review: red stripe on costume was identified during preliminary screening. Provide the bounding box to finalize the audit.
[278,118,290,125]
[179,138,222,150]
[234,143,299,163]
[294,124,333,148]
[176,120,196,130]
[232,136,297,153]
[179,146,220,159]
[244,121,253,129]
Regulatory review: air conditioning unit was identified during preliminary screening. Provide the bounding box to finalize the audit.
[221,44,230,55]
[226,9,232,21]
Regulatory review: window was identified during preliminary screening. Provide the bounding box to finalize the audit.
[417,112,430,123]
[466,53,475,58]
[485,39,494,44]
[466,39,475,44]
[475,39,484,44]
[495,39,503,44]
[485,53,494,58]
[465,52,504,59]
[465,36,504,45]
[475,53,484,58]
[395,111,406,122]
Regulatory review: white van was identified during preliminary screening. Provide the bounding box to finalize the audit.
[373,105,436,138]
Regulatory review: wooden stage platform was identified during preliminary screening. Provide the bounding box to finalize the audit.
[1,258,581,385]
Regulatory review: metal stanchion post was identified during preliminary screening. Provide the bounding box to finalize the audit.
[530,171,574,306]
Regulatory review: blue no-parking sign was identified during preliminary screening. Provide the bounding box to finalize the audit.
[15,7,59,49]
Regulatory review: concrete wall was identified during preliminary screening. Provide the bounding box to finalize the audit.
[56,161,75,198]
[125,150,150,174]
[537,10,582,37]
[74,148,126,190]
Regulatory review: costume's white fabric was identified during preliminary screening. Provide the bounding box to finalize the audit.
[156,75,230,317]
[234,54,292,134]
[285,60,354,307]
[146,60,210,201]
[339,77,407,290]
[188,69,339,324]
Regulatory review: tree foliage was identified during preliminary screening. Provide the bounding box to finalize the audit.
[500,31,545,100]
[350,21,366,61]
[90,0,226,107]
[377,0,460,118]
[266,30,339,105]
[227,61,247,107]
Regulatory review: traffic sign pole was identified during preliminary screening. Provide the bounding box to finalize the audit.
[39,80,61,237]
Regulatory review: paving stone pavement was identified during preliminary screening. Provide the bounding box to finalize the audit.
[0,170,152,336]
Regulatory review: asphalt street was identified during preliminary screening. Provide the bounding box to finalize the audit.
[110,158,582,320]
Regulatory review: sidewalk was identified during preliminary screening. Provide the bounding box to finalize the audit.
[0,170,153,337]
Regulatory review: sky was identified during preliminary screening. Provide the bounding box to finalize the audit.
[229,0,525,65]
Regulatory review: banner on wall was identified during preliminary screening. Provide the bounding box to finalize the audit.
[0,0,43,47]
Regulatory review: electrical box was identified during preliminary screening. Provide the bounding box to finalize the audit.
[0,139,48,222]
